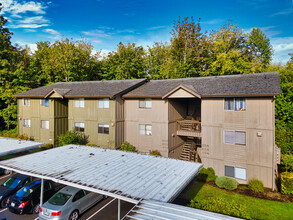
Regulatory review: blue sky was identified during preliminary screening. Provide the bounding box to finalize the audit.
[1,0,293,63]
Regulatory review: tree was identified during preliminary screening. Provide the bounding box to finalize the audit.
[169,17,212,78]
[248,28,273,72]
[101,42,146,80]
[206,21,251,76]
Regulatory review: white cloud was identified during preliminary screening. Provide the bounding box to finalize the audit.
[82,30,111,38]
[43,29,60,35]
[1,0,47,16]
[10,23,49,28]
[18,16,49,24]
[271,37,293,64]
[201,19,224,25]
[15,40,37,53]
[272,8,293,16]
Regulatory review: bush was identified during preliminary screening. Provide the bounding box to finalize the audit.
[189,198,250,219]
[120,142,136,152]
[86,143,98,147]
[197,167,216,182]
[42,144,53,149]
[281,154,293,172]
[248,179,264,193]
[281,172,293,195]
[17,134,29,140]
[58,130,88,146]
[215,176,238,190]
[0,128,18,138]
[149,150,161,156]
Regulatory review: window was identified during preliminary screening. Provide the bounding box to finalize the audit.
[139,124,152,135]
[22,119,31,128]
[139,99,152,109]
[224,98,234,110]
[224,98,246,111]
[40,99,49,107]
[72,190,86,202]
[225,165,247,180]
[98,124,109,134]
[98,98,109,108]
[235,98,246,111]
[41,120,49,129]
[22,98,30,106]
[74,99,84,108]
[224,130,246,145]
[74,122,85,132]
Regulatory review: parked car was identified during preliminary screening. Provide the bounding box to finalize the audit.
[39,186,104,220]
[0,173,33,208]
[8,179,56,214]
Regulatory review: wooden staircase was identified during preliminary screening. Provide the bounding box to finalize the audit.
[180,138,196,161]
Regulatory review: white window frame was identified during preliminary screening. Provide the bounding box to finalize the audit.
[139,124,152,136]
[224,130,246,145]
[22,98,30,106]
[98,98,109,109]
[22,119,31,128]
[139,99,152,109]
[40,120,49,130]
[98,124,109,134]
[74,99,85,108]
[225,165,247,180]
[74,122,85,132]
[40,99,49,107]
[224,98,246,111]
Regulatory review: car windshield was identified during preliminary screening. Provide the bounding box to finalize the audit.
[2,177,21,189]
[15,184,38,198]
[48,192,72,206]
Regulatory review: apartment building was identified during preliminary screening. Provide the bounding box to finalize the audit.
[14,72,281,188]
[14,79,147,148]
[123,72,281,189]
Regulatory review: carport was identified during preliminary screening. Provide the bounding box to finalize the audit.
[0,137,44,156]
[0,144,202,219]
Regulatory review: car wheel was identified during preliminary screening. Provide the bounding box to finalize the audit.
[33,203,40,214]
[69,210,79,220]
[1,197,8,208]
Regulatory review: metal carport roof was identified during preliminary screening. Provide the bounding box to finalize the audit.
[0,137,44,156]
[124,200,239,220]
[0,144,202,204]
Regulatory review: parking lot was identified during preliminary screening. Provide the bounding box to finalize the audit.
[0,174,135,220]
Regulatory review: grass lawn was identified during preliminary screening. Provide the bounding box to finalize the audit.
[180,181,293,220]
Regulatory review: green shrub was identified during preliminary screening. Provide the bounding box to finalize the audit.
[238,185,249,190]
[86,143,98,147]
[281,154,293,172]
[189,197,250,219]
[42,144,53,149]
[0,128,18,138]
[120,142,136,152]
[58,130,88,146]
[215,176,238,190]
[17,134,29,140]
[149,150,161,156]
[281,172,293,195]
[197,167,216,182]
[248,179,264,193]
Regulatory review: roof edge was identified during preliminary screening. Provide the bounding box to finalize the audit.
[162,84,201,99]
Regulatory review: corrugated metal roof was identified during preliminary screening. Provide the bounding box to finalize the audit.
[0,137,44,156]
[124,200,239,220]
[0,145,202,203]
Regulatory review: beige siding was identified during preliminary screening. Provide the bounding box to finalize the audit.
[68,99,116,148]
[115,96,124,148]
[201,97,276,188]
[18,99,54,144]
[124,99,169,156]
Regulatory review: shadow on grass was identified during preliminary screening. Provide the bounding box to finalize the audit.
[172,178,205,206]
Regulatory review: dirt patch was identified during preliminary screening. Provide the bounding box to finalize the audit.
[205,181,293,202]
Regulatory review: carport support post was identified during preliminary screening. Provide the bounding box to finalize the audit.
[118,199,121,220]
[40,178,44,206]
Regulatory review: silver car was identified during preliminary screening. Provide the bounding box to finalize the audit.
[39,186,104,220]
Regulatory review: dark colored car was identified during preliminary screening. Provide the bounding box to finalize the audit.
[0,173,33,208]
[8,180,56,214]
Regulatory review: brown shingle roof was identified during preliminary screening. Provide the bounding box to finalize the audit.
[123,72,281,98]
[13,79,147,98]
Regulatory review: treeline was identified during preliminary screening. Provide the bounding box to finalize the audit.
[0,12,292,153]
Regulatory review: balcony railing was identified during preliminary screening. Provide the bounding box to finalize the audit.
[177,119,201,138]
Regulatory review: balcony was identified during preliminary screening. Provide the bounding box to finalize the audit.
[177,119,201,138]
